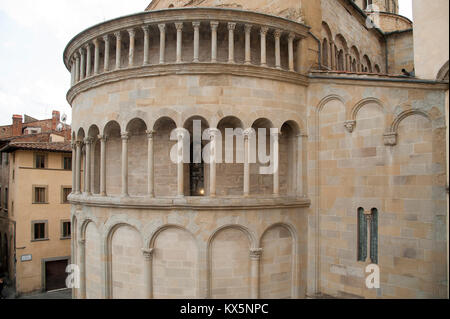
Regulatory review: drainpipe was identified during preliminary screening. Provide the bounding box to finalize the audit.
[309,31,322,70]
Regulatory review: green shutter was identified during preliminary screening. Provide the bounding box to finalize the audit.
[358,208,367,262]
[370,209,379,264]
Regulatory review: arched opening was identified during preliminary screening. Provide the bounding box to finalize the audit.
[126,118,148,196]
[251,118,274,196]
[374,64,381,74]
[322,38,329,68]
[104,121,121,196]
[77,128,86,192]
[88,125,100,194]
[217,116,245,196]
[184,116,209,197]
[280,121,301,196]
[337,50,344,71]
[153,117,177,197]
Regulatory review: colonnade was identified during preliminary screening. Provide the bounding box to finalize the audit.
[70,20,300,86]
[72,126,306,199]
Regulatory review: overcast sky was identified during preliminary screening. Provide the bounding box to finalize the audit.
[0,0,413,126]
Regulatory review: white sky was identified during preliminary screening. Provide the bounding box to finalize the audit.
[0,0,413,126]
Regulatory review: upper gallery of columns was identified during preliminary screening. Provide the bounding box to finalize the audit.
[64,7,310,102]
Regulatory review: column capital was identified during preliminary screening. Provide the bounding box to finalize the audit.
[127,28,136,37]
[207,128,220,137]
[270,130,281,137]
[260,26,269,36]
[227,22,236,31]
[250,248,263,260]
[93,38,100,46]
[142,248,155,260]
[210,21,219,30]
[244,24,253,32]
[84,137,94,145]
[114,31,122,40]
[158,23,166,32]
[383,132,398,146]
[192,21,201,28]
[75,140,84,148]
[274,29,283,38]
[102,34,110,42]
[146,130,156,139]
[288,32,296,41]
[142,25,150,33]
[71,141,77,149]
[84,43,91,50]
[175,22,184,31]
[78,47,85,54]
[175,128,188,139]
[98,134,107,142]
[121,132,130,140]
[243,128,255,138]
[74,52,80,59]
[78,239,86,246]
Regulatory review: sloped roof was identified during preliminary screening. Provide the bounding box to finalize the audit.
[0,142,72,153]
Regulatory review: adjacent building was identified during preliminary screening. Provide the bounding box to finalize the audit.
[0,112,72,295]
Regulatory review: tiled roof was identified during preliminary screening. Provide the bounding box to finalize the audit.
[0,142,72,153]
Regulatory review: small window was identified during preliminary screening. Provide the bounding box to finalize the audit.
[357,207,379,264]
[33,186,48,204]
[61,187,72,204]
[32,221,48,241]
[34,153,47,169]
[61,221,71,239]
[63,155,72,170]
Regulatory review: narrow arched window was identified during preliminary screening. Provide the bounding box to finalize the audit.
[357,208,367,262]
[322,39,329,68]
[370,208,379,264]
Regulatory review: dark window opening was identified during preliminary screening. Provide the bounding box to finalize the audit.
[34,187,46,204]
[35,153,46,169]
[189,142,205,196]
[62,188,72,204]
[63,156,72,170]
[357,207,379,264]
[62,222,71,239]
[34,223,46,240]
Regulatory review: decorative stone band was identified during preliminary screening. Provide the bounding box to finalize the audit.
[383,131,398,146]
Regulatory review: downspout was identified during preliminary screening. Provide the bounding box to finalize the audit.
[309,31,322,70]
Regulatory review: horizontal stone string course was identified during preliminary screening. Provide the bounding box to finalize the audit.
[69,20,302,86]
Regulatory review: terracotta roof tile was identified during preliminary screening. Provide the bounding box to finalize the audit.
[0,142,72,153]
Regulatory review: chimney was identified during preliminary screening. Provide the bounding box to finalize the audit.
[12,115,23,136]
[52,110,60,130]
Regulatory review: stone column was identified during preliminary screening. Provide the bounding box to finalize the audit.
[85,44,92,77]
[142,248,154,299]
[142,25,150,65]
[99,135,107,196]
[244,130,251,197]
[84,138,92,195]
[71,141,76,193]
[103,35,110,72]
[75,141,82,194]
[177,129,185,197]
[75,53,80,83]
[121,132,129,197]
[210,21,219,63]
[296,134,303,197]
[115,31,122,70]
[250,248,262,299]
[288,33,295,71]
[78,239,86,299]
[70,60,76,86]
[192,22,200,62]
[244,24,252,65]
[158,24,166,64]
[209,129,219,198]
[128,28,136,67]
[175,22,183,63]
[274,30,282,69]
[79,48,85,80]
[228,22,236,63]
[147,130,155,197]
[260,27,268,67]
[272,131,280,196]
[93,39,100,75]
